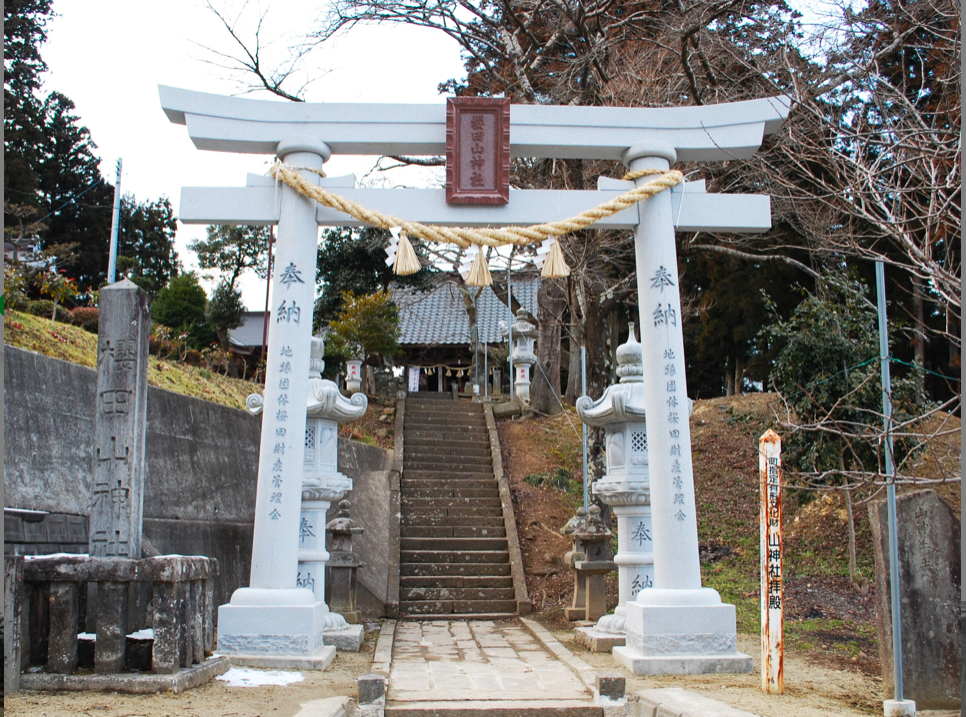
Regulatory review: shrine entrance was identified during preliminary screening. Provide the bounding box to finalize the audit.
[160,85,788,675]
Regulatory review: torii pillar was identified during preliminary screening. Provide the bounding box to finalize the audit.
[612,142,752,674]
[216,137,339,669]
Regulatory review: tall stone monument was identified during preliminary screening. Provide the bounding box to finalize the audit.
[90,280,151,558]
[612,144,752,674]
[869,490,961,709]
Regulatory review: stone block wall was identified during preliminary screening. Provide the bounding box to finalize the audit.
[4,345,394,615]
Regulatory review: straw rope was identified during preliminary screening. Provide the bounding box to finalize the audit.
[269,161,682,251]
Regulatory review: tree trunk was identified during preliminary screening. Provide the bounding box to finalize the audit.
[724,356,735,396]
[840,453,862,590]
[912,274,926,403]
[734,356,745,395]
[565,329,583,403]
[530,279,566,415]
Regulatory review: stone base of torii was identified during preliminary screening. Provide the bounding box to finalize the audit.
[159,86,786,674]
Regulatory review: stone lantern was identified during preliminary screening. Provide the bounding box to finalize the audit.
[574,324,656,649]
[247,336,368,644]
[345,357,364,394]
[325,499,365,625]
[563,505,615,622]
[504,308,537,401]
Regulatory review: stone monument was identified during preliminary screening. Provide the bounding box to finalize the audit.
[574,325,654,652]
[91,279,151,558]
[611,143,753,675]
[869,490,961,709]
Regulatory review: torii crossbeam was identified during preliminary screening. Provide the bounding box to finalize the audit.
[159,85,789,673]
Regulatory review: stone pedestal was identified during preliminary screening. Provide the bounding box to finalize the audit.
[217,588,336,669]
[345,359,363,394]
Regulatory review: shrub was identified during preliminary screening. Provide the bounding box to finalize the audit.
[70,307,100,333]
[27,299,55,317]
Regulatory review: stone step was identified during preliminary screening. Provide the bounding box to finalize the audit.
[405,417,487,429]
[401,485,500,500]
[404,445,492,459]
[386,701,602,717]
[401,526,506,539]
[402,497,504,510]
[399,575,514,589]
[405,406,484,418]
[402,515,505,528]
[404,435,492,448]
[400,537,508,551]
[404,506,504,518]
[400,562,511,577]
[402,471,495,482]
[400,586,516,602]
[400,550,509,564]
[399,599,518,615]
[404,459,493,473]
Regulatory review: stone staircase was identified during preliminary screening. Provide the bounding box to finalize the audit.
[400,394,516,616]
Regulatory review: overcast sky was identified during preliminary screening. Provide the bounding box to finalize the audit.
[43,0,466,308]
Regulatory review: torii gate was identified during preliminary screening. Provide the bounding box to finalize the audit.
[159,85,788,673]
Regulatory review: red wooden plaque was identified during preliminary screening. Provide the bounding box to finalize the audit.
[446,97,511,205]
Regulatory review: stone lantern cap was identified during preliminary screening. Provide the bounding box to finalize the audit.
[576,325,647,428]
[561,507,589,536]
[246,336,368,423]
[326,499,365,536]
[571,505,613,541]
[510,308,537,339]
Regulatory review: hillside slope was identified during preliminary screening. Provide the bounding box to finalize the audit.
[497,392,961,679]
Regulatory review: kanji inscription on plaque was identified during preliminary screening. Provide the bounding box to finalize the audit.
[446,97,510,205]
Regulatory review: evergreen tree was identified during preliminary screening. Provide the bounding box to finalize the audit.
[189,224,269,292]
[206,280,246,350]
[152,273,215,348]
[117,196,180,295]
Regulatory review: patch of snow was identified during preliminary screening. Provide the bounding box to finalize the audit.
[217,667,305,688]
[78,632,96,641]
[24,553,89,560]
[127,628,154,640]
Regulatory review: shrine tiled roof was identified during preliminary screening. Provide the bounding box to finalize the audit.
[393,277,540,346]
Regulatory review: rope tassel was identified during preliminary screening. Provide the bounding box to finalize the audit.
[465,249,493,286]
[541,239,571,278]
[393,231,421,275]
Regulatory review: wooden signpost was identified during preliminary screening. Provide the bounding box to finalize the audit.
[759,428,784,693]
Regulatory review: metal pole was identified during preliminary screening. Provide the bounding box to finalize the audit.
[876,260,904,701]
[508,266,514,399]
[581,346,589,511]
[106,159,123,283]
[484,342,489,399]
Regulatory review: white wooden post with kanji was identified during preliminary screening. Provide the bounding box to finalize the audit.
[760,429,784,693]
[160,86,787,673]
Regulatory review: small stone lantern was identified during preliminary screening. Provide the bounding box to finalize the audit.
[325,499,366,624]
[503,308,537,401]
[575,324,654,643]
[345,357,364,394]
[563,505,615,622]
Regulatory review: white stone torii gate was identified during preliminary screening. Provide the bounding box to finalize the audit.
[159,85,789,672]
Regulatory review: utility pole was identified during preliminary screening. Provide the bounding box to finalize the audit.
[106,159,123,284]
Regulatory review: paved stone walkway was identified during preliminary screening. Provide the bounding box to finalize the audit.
[388,619,593,703]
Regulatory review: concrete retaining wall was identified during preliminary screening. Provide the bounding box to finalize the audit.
[4,345,393,614]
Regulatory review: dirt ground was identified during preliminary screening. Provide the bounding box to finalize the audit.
[6,626,958,717]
